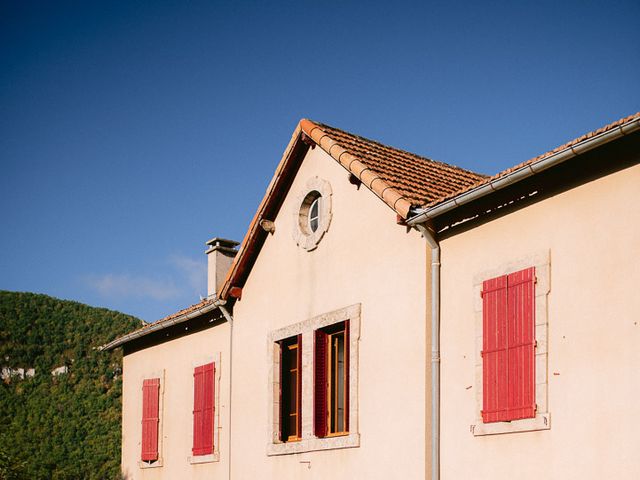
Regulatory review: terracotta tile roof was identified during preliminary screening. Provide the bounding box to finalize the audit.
[423,111,640,209]
[300,120,486,217]
[220,119,486,300]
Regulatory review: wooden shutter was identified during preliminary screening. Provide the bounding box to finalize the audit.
[482,267,536,423]
[296,334,302,439]
[278,341,284,442]
[193,362,215,455]
[314,330,328,437]
[141,378,160,461]
[507,267,536,420]
[344,320,350,433]
[481,275,508,423]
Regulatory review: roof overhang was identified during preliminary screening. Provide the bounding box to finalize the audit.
[406,113,640,227]
[100,298,223,351]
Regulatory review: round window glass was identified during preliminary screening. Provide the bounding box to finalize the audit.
[308,197,321,233]
[298,191,322,236]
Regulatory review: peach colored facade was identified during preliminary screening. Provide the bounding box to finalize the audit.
[230,146,429,479]
[118,145,430,479]
[121,322,231,480]
[113,114,640,479]
[439,163,640,479]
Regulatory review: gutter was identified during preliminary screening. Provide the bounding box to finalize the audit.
[414,224,440,480]
[100,299,222,351]
[407,116,640,226]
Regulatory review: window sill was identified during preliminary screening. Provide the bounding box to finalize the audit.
[188,452,219,464]
[138,459,163,469]
[267,432,359,456]
[472,413,550,436]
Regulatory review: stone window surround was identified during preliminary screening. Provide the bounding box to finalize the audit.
[267,304,361,456]
[471,250,551,436]
[188,352,222,464]
[138,369,165,469]
[292,176,333,252]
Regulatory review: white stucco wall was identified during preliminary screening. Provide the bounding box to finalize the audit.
[439,164,640,479]
[230,146,429,479]
[121,322,230,480]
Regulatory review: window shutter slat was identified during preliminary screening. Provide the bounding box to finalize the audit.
[314,330,328,437]
[507,267,536,420]
[482,275,508,423]
[141,378,160,461]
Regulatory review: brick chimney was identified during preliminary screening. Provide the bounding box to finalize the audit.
[205,237,239,297]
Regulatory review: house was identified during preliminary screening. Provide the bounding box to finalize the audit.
[103,112,640,479]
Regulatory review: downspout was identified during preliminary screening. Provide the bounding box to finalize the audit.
[414,223,440,480]
[218,302,234,480]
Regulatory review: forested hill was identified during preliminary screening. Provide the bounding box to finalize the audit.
[0,291,142,480]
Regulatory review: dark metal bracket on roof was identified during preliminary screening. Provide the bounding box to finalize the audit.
[301,132,316,149]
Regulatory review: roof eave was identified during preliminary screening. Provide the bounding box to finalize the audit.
[407,115,640,226]
[99,299,223,351]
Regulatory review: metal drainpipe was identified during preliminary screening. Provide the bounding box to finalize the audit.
[218,302,234,480]
[414,223,440,480]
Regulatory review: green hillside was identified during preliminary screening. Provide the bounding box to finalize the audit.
[0,291,142,480]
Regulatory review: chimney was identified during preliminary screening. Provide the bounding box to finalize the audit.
[205,237,240,297]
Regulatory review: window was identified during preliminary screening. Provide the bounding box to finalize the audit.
[268,304,360,455]
[279,335,302,442]
[292,177,332,251]
[192,362,215,456]
[481,267,535,423]
[141,378,160,462]
[314,321,349,437]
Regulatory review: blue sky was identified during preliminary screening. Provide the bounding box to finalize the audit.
[1,0,639,322]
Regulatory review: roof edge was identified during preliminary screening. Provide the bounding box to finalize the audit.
[100,298,223,351]
[407,113,640,226]
[219,123,308,300]
[300,119,413,218]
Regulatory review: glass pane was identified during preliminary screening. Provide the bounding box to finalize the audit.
[309,197,320,232]
[329,330,346,433]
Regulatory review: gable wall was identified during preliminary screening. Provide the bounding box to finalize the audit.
[439,163,640,479]
[230,146,429,479]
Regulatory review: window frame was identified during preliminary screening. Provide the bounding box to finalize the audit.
[188,354,221,464]
[315,321,349,438]
[279,335,302,442]
[292,177,332,251]
[137,371,164,469]
[471,250,551,436]
[268,304,361,455]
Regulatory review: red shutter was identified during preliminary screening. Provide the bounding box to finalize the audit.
[507,267,536,420]
[192,363,215,455]
[193,365,204,455]
[296,334,302,438]
[193,363,215,456]
[482,267,536,423]
[314,330,328,437]
[141,378,160,461]
[278,341,284,442]
[481,275,509,423]
[344,320,350,433]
